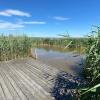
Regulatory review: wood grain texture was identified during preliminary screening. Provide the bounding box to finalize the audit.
[0,58,59,100]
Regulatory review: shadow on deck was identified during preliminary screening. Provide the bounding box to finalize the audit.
[51,72,86,100]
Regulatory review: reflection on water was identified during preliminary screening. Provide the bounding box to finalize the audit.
[35,45,85,54]
[32,46,85,75]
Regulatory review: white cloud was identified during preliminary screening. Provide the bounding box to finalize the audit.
[23,21,46,24]
[0,21,24,30]
[16,19,46,25]
[53,16,70,21]
[0,9,31,17]
[0,20,46,30]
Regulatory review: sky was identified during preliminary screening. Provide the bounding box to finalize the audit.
[0,0,100,37]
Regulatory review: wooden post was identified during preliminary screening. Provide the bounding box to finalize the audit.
[35,49,37,59]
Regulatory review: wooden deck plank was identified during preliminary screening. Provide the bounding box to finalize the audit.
[0,63,28,100]
[0,58,58,100]
[8,63,52,100]
[25,59,59,75]
[0,68,13,100]
[25,58,57,71]
[0,80,5,100]
[0,68,20,100]
[4,63,38,100]
[11,62,53,92]
[2,69,27,100]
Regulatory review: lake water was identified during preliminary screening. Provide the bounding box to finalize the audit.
[32,47,85,75]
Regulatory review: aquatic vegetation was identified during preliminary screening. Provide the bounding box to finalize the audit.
[80,26,100,100]
[0,35,32,61]
[31,37,88,50]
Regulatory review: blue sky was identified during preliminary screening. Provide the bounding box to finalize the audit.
[0,0,100,37]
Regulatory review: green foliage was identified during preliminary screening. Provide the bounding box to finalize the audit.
[0,35,32,61]
[31,37,88,49]
[80,26,100,100]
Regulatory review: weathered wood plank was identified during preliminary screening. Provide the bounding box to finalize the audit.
[0,66,27,100]
[0,58,58,100]
[0,68,13,100]
[0,81,5,100]
[11,62,52,92]
[4,63,38,100]
[0,68,20,100]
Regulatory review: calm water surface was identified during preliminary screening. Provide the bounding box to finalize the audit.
[32,47,85,75]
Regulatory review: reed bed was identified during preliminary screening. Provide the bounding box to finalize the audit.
[0,35,32,61]
[31,37,88,51]
[80,26,100,100]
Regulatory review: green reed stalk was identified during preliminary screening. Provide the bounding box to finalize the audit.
[0,35,32,61]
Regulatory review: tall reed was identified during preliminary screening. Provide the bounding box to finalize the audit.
[0,35,32,61]
[80,26,100,100]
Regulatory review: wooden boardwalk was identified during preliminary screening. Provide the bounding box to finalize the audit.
[0,58,60,100]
